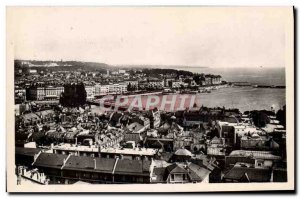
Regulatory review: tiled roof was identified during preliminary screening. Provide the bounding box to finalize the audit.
[165,163,211,182]
[22,113,41,122]
[114,159,151,175]
[33,153,66,169]
[152,167,166,183]
[126,122,144,133]
[174,148,192,156]
[166,164,187,174]
[229,150,281,160]
[188,163,210,181]
[63,155,115,173]
[33,153,152,176]
[223,166,271,182]
[15,147,42,157]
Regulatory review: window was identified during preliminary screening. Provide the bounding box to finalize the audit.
[171,174,174,181]
[83,172,91,179]
[257,160,264,167]
[183,174,186,180]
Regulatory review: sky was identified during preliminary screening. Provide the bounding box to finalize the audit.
[8,7,291,68]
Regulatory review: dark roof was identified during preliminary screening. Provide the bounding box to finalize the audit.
[223,116,239,123]
[210,136,224,144]
[223,166,271,182]
[184,114,203,121]
[110,112,123,122]
[114,159,151,176]
[221,125,235,132]
[165,163,210,182]
[166,164,187,174]
[188,163,210,181]
[192,155,218,171]
[63,155,116,173]
[152,167,167,183]
[15,132,31,141]
[174,110,185,118]
[174,148,192,156]
[33,153,66,169]
[15,147,41,157]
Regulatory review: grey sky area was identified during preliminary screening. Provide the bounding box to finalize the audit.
[9,7,288,68]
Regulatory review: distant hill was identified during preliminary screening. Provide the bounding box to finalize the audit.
[116,64,208,69]
[14,60,207,74]
[14,60,111,72]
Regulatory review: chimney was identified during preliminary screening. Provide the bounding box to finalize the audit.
[32,151,41,165]
[94,158,97,169]
[61,154,71,169]
[63,158,67,166]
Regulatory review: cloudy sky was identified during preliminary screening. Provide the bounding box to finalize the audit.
[8,7,291,68]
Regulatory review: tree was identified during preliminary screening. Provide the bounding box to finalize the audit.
[250,110,271,128]
[127,83,136,92]
[59,83,87,107]
[276,105,286,128]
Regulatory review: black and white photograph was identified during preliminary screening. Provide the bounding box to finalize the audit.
[6,6,294,192]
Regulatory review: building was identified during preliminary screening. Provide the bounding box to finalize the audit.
[223,162,272,183]
[52,143,157,161]
[204,75,222,85]
[164,78,173,87]
[207,137,226,157]
[170,148,193,163]
[148,109,161,128]
[85,85,95,100]
[118,69,126,74]
[94,84,102,96]
[151,162,210,184]
[212,75,222,85]
[29,152,154,184]
[15,87,26,103]
[239,134,277,151]
[171,81,182,88]
[100,84,110,95]
[28,69,37,74]
[15,147,42,167]
[124,122,148,143]
[183,112,204,127]
[44,86,64,100]
[26,86,45,101]
[108,83,127,94]
[225,150,281,168]
[94,83,128,96]
[20,112,41,126]
[26,86,64,101]
[141,79,164,89]
[125,80,138,90]
[216,121,242,147]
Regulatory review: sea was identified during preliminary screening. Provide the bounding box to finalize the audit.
[91,67,286,114]
[175,66,286,112]
[175,66,285,86]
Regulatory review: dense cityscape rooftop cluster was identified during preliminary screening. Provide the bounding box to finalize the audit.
[14,60,287,185]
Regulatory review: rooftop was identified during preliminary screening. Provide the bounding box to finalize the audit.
[114,159,151,175]
[52,143,158,156]
[33,153,67,168]
[229,150,281,160]
[33,153,152,176]
[63,155,115,173]
[223,164,271,182]
[101,147,158,156]
[174,148,192,157]
[15,147,42,157]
